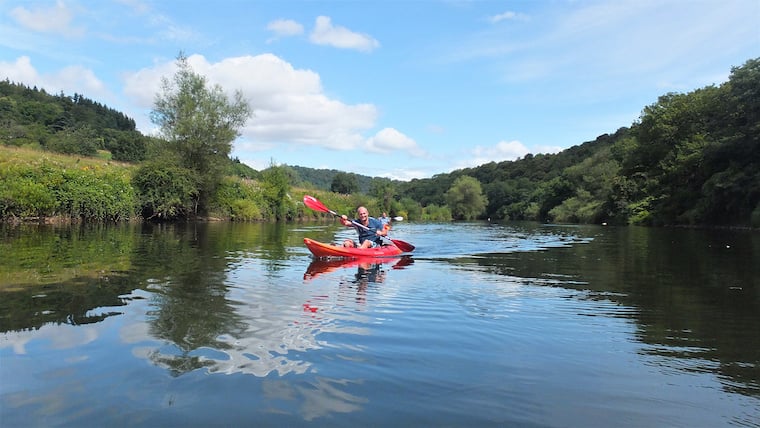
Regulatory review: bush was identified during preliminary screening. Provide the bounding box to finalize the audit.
[421,204,451,221]
[0,154,137,221]
[46,126,99,157]
[133,160,199,220]
[213,177,265,221]
[0,176,56,218]
[230,199,262,221]
[58,167,137,221]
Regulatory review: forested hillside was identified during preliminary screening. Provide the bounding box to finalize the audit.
[282,165,374,193]
[397,57,760,228]
[1,57,758,227]
[0,79,149,162]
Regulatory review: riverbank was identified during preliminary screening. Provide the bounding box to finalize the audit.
[0,146,384,225]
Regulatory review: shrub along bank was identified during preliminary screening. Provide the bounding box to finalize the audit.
[0,146,386,224]
[0,147,250,222]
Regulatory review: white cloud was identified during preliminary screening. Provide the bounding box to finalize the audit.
[267,19,304,38]
[122,61,174,107]
[56,65,107,94]
[309,16,380,52]
[444,139,565,175]
[115,0,151,15]
[382,168,430,181]
[112,0,197,43]
[477,139,530,159]
[455,0,757,97]
[1,323,99,355]
[0,56,109,100]
[0,56,38,82]
[9,0,85,38]
[123,53,379,150]
[366,128,425,156]
[459,140,530,168]
[489,11,529,23]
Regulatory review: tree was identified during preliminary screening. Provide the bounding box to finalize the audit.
[104,129,146,162]
[445,175,488,220]
[369,177,396,212]
[261,161,291,220]
[150,52,252,215]
[47,125,100,156]
[133,159,199,220]
[331,172,359,194]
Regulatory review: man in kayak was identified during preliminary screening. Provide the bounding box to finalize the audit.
[340,206,389,248]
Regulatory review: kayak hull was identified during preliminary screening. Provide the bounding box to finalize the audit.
[304,237,404,259]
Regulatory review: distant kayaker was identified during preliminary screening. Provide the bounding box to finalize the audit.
[379,212,392,230]
[340,206,388,248]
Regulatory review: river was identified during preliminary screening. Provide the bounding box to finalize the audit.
[1,221,758,427]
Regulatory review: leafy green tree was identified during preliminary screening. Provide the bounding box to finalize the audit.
[725,57,760,131]
[369,178,396,212]
[331,171,359,194]
[261,162,291,220]
[484,179,535,220]
[445,175,488,220]
[104,129,146,162]
[553,146,621,224]
[133,159,199,220]
[421,203,451,221]
[47,125,100,156]
[227,157,260,180]
[533,176,573,221]
[150,52,252,215]
[214,176,263,221]
[398,196,422,221]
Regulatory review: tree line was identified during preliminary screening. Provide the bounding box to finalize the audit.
[1,56,758,227]
[395,57,760,228]
[0,78,149,162]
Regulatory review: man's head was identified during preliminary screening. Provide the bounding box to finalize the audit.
[357,206,369,221]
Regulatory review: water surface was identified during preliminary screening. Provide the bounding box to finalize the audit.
[1,221,758,427]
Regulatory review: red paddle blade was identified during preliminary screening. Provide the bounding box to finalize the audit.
[391,239,415,252]
[303,195,330,214]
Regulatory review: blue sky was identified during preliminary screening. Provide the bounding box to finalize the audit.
[1,0,758,180]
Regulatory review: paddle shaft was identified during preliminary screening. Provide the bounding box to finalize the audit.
[348,218,414,252]
[342,215,394,246]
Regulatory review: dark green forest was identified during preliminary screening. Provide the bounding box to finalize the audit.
[396,58,760,228]
[1,57,758,227]
[0,79,149,162]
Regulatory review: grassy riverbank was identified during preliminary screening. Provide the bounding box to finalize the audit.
[0,146,137,223]
[0,146,386,224]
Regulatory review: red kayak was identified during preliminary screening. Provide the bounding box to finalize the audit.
[304,237,405,259]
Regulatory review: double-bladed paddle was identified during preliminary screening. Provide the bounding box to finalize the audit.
[303,195,415,252]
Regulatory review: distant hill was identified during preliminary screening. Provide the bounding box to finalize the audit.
[0,79,148,162]
[278,164,389,193]
[396,57,760,227]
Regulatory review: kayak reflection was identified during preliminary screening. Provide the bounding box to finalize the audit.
[303,256,414,281]
[303,256,414,308]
